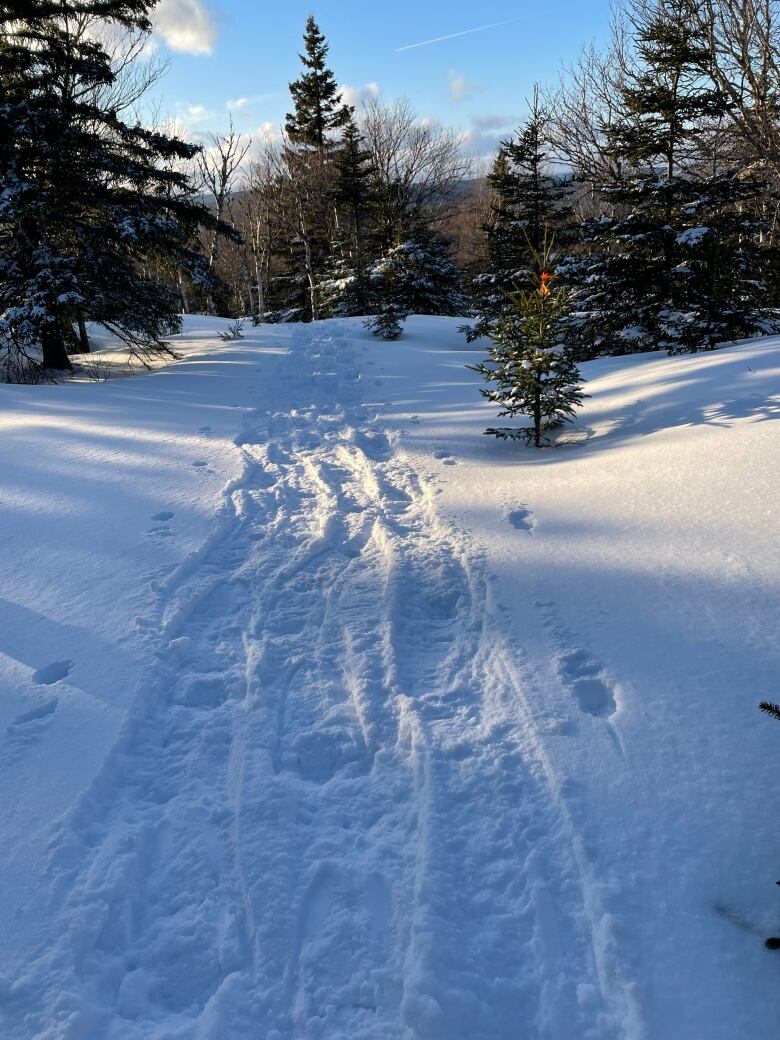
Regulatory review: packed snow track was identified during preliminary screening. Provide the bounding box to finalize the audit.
[1,323,639,1040]
[4,316,780,1039]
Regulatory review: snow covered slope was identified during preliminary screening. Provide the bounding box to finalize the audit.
[0,316,778,1039]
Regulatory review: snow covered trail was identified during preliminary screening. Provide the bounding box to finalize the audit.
[5,322,642,1040]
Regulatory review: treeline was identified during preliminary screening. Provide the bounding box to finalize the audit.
[3,0,780,379]
[197,17,471,336]
[206,0,780,356]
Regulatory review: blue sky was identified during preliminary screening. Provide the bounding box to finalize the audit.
[150,0,613,155]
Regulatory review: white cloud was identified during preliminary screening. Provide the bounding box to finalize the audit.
[225,94,282,119]
[253,122,285,149]
[339,82,381,109]
[153,0,217,56]
[459,112,516,157]
[449,69,481,104]
[176,102,214,127]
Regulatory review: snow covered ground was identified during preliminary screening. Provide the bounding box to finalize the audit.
[0,314,778,1039]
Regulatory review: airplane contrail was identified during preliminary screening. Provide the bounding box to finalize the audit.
[395,16,524,52]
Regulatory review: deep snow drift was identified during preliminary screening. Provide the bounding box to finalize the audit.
[0,316,778,1039]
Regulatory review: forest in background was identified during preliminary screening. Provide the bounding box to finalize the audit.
[4,0,780,379]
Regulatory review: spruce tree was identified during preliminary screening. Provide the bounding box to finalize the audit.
[285,16,352,149]
[0,0,228,376]
[320,117,381,316]
[470,239,586,447]
[273,17,352,321]
[368,228,467,319]
[364,300,407,341]
[578,0,780,354]
[467,89,572,342]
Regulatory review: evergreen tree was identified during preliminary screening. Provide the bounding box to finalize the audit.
[0,0,228,376]
[467,89,572,342]
[363,299,407,341]
[362,226,466,339]
[368,228,467,319]
[320,118,381,316]
[578,0,780,354]
[285,16,352,150]
[470,239,586,447]
[273,17,353,322]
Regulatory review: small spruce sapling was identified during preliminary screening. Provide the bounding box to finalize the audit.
[364,266,409,340]
[364,301,407,341]
[470,237,586,447]
[218,318,247,342]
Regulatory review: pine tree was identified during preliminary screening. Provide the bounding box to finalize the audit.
[368,228,467,319]
[467,89,572,342]
[578,0,780,354]
[363,225,467,340]
[364,300,407,341]
[285,16,352,150]
[320,118,381,317]
[470,239,586,447]
[273,17,353,322]
[0,0,228,376]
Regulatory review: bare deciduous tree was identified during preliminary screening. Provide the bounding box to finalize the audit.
[197,120,251,311]
[359,97,475,244]
[693,0,780,172]
[545,15,631,208]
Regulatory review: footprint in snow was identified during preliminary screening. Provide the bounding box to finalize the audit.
[197,425,212,436]
[507,506,535,533]
[32,660,72,686]
[171,674,229,710]
[434,449,458,466]
[148,511,174,538]
[6,697,59,748]
[355,429,392,461]
[556,648,617,718]
[192,460,209,470]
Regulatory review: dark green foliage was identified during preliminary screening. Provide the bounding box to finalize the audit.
[361,227,465,338]
[467,90,573,342]
[369,229,467,319]
[272,18,357,322]
[285,16,352,149]
[0,0,229,377]
[364,303,407,341]
[320,118,382,316]
[471,239,586,447]
[575,0,780,355]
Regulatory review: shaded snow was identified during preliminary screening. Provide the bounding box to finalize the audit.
[0,315,778,1039]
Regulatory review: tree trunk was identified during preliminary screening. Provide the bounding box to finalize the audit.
[42,324,73,371]
[300,216,319,321]
[77,315,90,353]
[254,254,265,322]
[533,384,542,448]
[178,271,190,315]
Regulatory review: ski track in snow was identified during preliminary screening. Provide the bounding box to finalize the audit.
[5,324,643,1040]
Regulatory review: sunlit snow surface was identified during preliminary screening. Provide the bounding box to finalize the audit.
[0,315,778,1039]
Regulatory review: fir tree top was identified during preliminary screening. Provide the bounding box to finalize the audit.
[285,16,352,149]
